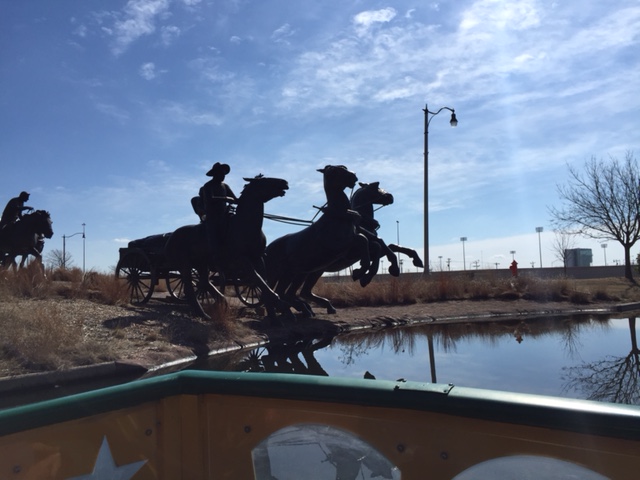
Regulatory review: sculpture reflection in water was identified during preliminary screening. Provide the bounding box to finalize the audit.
[237,337,332,376]
[562,316,639,404]
[207,315,639,404]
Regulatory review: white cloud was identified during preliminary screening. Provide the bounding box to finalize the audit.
[110,0,170,56]
[272,23,296,44]
[353,7,397,36]
[161,25,180,45]
[158,101,222,127]
[460,0,541,31]
[139,62,156,80]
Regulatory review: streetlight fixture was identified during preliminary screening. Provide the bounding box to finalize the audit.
[536,227,544,268]
[62,224,85,271]
[510,250,516,260]
[601,243,608,266]
[460,236,467,271]
[423,103,458,275]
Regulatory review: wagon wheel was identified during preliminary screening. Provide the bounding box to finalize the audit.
[166,271,188,301]
[195,269,225,307]
[234,280,263,307]
[116,250,156,305]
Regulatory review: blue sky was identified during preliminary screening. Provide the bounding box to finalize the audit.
[1,0,638,272]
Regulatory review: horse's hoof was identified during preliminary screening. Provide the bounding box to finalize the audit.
[326,306,337,314]
[413,258,425,268]
[351,268,363,280]
[389,265,400,276]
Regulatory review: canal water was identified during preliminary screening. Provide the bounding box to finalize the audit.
[198,314,639,404]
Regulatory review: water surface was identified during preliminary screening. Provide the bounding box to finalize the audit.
[200,314,639,404]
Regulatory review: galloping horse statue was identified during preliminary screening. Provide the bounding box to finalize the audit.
[297,181,424,314]
[265,165,372,316]
[164,175,289,319]
[0,210,53,270]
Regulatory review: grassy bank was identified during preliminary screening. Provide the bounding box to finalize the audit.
[1,263,638,375]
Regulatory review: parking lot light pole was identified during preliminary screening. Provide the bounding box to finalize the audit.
[536,227,544,268]
[460,236,467,271]
[424,103,458,274]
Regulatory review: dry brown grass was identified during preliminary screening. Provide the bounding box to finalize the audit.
[316,274,639,307]
[0,302,116,373]
[0,266,638,375]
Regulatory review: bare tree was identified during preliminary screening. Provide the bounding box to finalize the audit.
[549,153,640,281]
[46,248,74,269]
[551,230,577,275]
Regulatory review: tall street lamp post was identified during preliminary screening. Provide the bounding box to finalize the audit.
[601,243,608,266]
[460,236,467,271]
[62,224,85,271]
[82,223,86,274]
[424,104,457,274]
[536,226,544,268]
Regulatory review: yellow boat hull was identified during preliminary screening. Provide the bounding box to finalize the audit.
[0,371,638,479]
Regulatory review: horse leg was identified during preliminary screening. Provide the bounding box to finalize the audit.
[374,238,400,276]
[182,265,211,319]
[280,273,315,317]
[389,244,425,268]
[300,270,336,314]
[350,233,372,287]
[238,257,296,322]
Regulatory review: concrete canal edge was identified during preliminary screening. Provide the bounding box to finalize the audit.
[1,302,639,407]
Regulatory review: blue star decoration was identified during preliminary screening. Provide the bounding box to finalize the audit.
[66,436,147,480]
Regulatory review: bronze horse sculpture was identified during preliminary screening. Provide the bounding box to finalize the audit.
[265,165,373,316]
[164,175,289,319]
[0,210,53,270]
[297,181,424,314]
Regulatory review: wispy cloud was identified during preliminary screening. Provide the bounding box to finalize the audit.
[353,7,397,36]
[139,62,157,79]
[161,25,181,45]
[93,101,130,123]
[271,23,296,44]
[109,0,170,56]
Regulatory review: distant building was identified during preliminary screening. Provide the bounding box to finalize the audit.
[565,248,593,267]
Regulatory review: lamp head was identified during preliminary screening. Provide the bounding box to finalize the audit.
[449,112,458,127]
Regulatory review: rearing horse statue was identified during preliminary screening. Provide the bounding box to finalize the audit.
[164,175,289,319]
[0,210,53,270]
[265,165,372,316]
[298,181,424,314]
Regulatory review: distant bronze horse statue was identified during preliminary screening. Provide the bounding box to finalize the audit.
[0,210,53,270]
[265,165,372,316]
[298,181,424,313]
[164,175,289,319]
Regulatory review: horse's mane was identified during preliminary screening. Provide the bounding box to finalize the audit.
[26,209,50,217]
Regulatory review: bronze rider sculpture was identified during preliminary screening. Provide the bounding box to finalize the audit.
[199,162,238,261]
[0,191,33,230]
